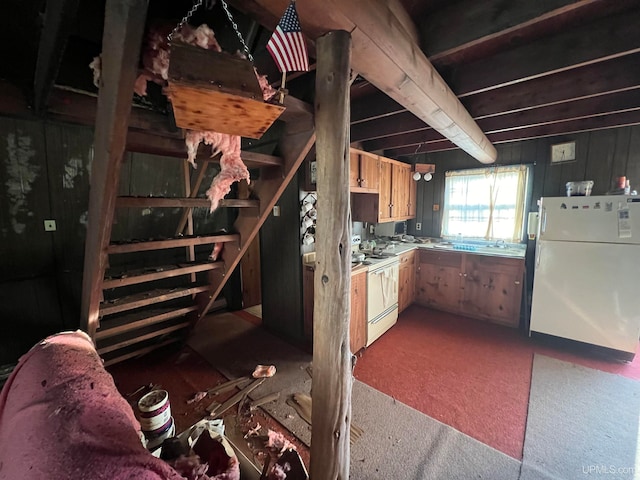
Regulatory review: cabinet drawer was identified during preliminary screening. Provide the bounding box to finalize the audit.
[399,250,416,264]
[419,249,463,268]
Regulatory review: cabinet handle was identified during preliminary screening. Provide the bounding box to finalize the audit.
[514,281,521,285]
[463,273,467,277]
[459,272,463,277]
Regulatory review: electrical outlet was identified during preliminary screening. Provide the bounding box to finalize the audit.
[415,222,422,231]
[369,224,374,234]
[272,206,281,217]
[44,220,57,232]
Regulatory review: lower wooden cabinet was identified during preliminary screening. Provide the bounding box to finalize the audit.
[461,255,524,327]
[350,270,367,354]
[398,250,416,313]
[415,249,524,327]
[415,250,463,312]
[303,265,368,354]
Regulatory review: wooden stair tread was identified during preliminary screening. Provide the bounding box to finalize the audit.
[100,285,209,316]
[102,337,180,367]
[96,305,197,340]
[116,197,259,209]
[96,316,191,355]
[103,261,223,289]
[108,233,239,254]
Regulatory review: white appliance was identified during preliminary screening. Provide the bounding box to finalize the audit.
[366,258,399,347]
[530,195,640,356]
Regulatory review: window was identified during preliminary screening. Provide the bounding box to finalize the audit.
[441,165,531,242]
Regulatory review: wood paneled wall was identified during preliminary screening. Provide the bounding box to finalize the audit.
[0,115,232,364]
[259,169,305,341]
[407,126,640,326]
[409,126,640,238]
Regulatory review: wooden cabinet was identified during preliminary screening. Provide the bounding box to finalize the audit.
[416,250,463,312]
[350,270,367,354]
[350,149,379,193]
[398,250,416,313]
[415,249,524,327]
[352,154,415,223]
[461,255,524,327]
[378,158,393,222]
[303,265,368,354]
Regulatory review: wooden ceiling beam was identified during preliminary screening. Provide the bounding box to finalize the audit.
[230,0,496,164]
[350,93,405,124]
[461,53,640,119]
[387,110,640,157]
[33,0,80,114]
[362,89,640,151]
[422,0,635,67]
[353,53,640,144]
[450,8,640,97]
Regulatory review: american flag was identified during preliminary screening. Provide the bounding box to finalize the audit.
[266,1,309,73]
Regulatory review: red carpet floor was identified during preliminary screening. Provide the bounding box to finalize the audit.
[353,305,640,460]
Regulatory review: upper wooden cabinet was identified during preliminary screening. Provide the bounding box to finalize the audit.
[350,148,379,193]
[352,153,415,223]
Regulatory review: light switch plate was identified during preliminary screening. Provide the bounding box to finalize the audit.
[44,220,56,231]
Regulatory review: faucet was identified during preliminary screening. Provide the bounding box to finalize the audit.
[494,239,506,248]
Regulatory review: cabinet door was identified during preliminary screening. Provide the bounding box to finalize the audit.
[379,159,392,222]
[349,150,360,190]
[461,255,524,327]
[415,250,463,312]
[398,250,416,313]
[391,163,405,219]
[359,153,380,192]
[350,270,367,354]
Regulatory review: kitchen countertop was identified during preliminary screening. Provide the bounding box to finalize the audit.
[376,241,527,259]
[303,240,526,273]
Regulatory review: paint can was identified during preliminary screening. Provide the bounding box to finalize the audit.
[138,390,172,433]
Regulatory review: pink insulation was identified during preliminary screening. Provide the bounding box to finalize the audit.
[89,22,276,213]
[0,331,185,480]
[184,131,250,212]
[266,430,297,454]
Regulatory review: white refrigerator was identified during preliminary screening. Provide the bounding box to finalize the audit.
[529,195,640,356]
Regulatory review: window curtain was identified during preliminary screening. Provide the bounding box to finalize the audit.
[442,165,529,242]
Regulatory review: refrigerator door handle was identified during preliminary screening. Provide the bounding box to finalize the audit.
[536,242,543,268]
[540,206,547,236]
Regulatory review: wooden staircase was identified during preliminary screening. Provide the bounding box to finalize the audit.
[82,100,314,365]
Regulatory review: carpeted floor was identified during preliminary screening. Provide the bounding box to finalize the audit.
[353,305,640,460]
[520,355,640,480]
[188,310,522,479]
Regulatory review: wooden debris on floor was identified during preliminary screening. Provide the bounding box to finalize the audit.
[287,393,364,444]
[207,378,266,417]
[249,392,281,411]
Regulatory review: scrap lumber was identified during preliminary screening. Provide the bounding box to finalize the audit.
[207,378,265,417]
[207,376,252,396]
[249,392,281,411]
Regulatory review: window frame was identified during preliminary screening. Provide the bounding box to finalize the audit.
[440,164,533,244]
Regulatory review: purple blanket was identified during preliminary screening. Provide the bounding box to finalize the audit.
[0,331,184,480]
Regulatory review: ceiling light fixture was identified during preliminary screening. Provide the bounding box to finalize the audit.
[413,163,435,182]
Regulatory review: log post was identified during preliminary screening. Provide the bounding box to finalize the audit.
[311,30,352,480]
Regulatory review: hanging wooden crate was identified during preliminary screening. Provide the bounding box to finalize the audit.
[166,43,286,139]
